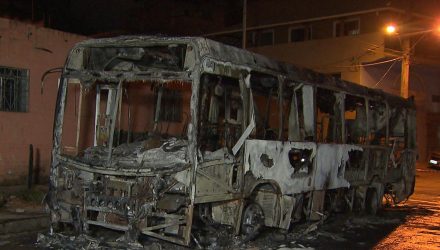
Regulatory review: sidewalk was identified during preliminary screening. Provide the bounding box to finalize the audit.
[0,185,49,235]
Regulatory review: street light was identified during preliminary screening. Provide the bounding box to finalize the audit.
[385,24,397,35]
[434,23,440,34]
[384,22,440,98]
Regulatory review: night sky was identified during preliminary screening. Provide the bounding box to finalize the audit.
[0,0,241,36]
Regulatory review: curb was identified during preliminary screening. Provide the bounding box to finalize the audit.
[0,214,49,235]
[416,168,440,173]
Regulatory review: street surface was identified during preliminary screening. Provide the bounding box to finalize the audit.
[373,168,440,250]
[1,168,439,249]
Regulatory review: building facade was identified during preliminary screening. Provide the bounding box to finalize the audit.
[0,18,85,183]
[0,1,438,185]
[206,0,440,163]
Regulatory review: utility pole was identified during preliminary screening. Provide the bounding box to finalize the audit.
[242,0,247,49]
[400,38,411,98]
[387,24,432,98]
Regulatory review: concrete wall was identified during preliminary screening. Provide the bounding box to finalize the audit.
[244,0,408,27]
[0,18,85,184]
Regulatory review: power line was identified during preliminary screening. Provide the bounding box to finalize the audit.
[409,32,428,52]
[373,59,400,88]
[312,44,386,71]
[313,32,428,71]
[332,56,402,68]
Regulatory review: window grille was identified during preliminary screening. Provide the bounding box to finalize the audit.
[0,66,29,112]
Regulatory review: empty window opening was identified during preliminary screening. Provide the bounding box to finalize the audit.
[285,84,315,141]
[259,30,274,46]
[368,100,387,145]
[60,79,192,159]
[155,87,183,122]
[199,74,243,152]
[61,81,84,156]
[316,88,343,143]
[334,18,360,37]
[432,95,440,103]
[288,148,313,175]
[346,150,363,170]
[250,72,280,140]
[389,107,407,167]
[289,26,312,42]
[344,94,367,144]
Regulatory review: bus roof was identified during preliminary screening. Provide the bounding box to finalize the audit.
[70,36,413,108]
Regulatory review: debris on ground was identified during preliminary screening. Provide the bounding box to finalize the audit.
[277,247,315,250]
[37,233,101,249]
[31,209,407,250]
[36,233,157,250]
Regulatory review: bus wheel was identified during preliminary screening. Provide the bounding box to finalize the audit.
[241,202,264,241]
[366,188,379,215]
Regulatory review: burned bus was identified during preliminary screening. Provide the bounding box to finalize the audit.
[46,36,416,246]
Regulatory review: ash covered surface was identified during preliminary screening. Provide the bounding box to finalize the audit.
[78,138,188,170]
[33,213,402,250]
[36,231,162,250]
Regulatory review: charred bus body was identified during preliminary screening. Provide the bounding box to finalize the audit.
[46,36,416,245]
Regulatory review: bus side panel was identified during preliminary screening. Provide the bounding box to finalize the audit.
[244,140,363,195]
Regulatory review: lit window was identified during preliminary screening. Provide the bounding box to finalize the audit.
[0,66,29,112]
[334,19,360,37]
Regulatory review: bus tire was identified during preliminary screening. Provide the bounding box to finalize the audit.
[241,202,265,242]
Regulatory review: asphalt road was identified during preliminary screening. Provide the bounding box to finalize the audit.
[1,168,439,249]
[373,168,440,250]
[308,167,440,250]
[246,167,440,250]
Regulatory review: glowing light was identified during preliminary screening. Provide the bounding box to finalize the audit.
[430,159,438,165]
[433,18,440,34]
[386,24,397,34]
[436,25,440,34]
